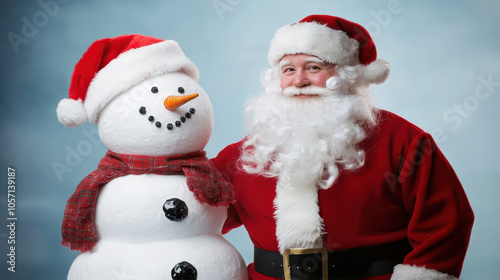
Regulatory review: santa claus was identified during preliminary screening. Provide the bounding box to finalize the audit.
[212,15,474,280]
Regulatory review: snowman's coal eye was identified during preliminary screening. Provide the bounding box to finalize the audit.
[178,87,185,94]
[151,86,158,93]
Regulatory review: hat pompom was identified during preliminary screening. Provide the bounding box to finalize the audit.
[362,59,390,85]
[57,98,87,127]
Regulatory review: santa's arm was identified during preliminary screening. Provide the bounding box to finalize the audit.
[211,142,245,234]
[222,204,243,234]
[392,133,474,280]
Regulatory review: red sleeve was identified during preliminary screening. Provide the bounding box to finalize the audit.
[398,132,474,277]
[211,142,244,234]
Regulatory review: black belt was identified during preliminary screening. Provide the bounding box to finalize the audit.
[254,239,412,280]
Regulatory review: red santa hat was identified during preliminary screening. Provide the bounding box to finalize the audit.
[268,15,390,85]
[57,34,199,127]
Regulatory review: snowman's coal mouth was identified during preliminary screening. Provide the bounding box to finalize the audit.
[139,106,196,131]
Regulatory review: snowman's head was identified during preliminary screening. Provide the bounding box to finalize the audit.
[97,72,213,156]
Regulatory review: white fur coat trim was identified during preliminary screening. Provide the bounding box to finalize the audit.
[391,264,459,280]
[84,40,199,124]
[268,21,360,67]
[273,177,324,254]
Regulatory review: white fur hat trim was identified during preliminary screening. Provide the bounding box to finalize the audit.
[268,21,360,67]
[84,40,199,124]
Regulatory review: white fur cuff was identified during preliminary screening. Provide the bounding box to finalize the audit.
[391,264,459,280]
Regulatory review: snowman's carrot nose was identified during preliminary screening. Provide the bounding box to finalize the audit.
[164,93,199,111]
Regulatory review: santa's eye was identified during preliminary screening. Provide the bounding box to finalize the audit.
[307,65,322,71]
[151,86,158,93]
[178,87,185,94]
[282,67,295,74]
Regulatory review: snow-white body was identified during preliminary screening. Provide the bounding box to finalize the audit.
[67,72,247,280]
[68,175,246,280]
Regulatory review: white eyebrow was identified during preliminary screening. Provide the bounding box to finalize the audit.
[279,60,291,68]
[306,57,326,64]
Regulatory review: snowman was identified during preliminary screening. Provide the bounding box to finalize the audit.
[56,34,247,280]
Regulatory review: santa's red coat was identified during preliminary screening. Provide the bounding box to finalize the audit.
[212,110,474,280]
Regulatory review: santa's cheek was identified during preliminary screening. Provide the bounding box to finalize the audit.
[280,77,293,90]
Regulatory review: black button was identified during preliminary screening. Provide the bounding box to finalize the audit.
[163,198,188,221]
[171,261,197,280]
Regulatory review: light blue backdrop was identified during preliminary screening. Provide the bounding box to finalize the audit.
[1,0,499,279]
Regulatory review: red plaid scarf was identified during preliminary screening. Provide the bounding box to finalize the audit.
[61,150,234,252]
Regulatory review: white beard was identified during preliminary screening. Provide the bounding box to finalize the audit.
[240,67,377,252]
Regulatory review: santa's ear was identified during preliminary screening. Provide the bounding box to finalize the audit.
[361,59,390,85]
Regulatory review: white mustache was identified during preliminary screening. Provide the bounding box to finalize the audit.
[282,85,332,97]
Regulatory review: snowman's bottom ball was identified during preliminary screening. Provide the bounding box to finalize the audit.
[67,235,247,280]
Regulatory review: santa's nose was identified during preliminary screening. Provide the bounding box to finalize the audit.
[293,70,310,87]
[164,93,198,111]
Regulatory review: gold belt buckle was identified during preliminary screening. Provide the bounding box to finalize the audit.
[283,247,328,280]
